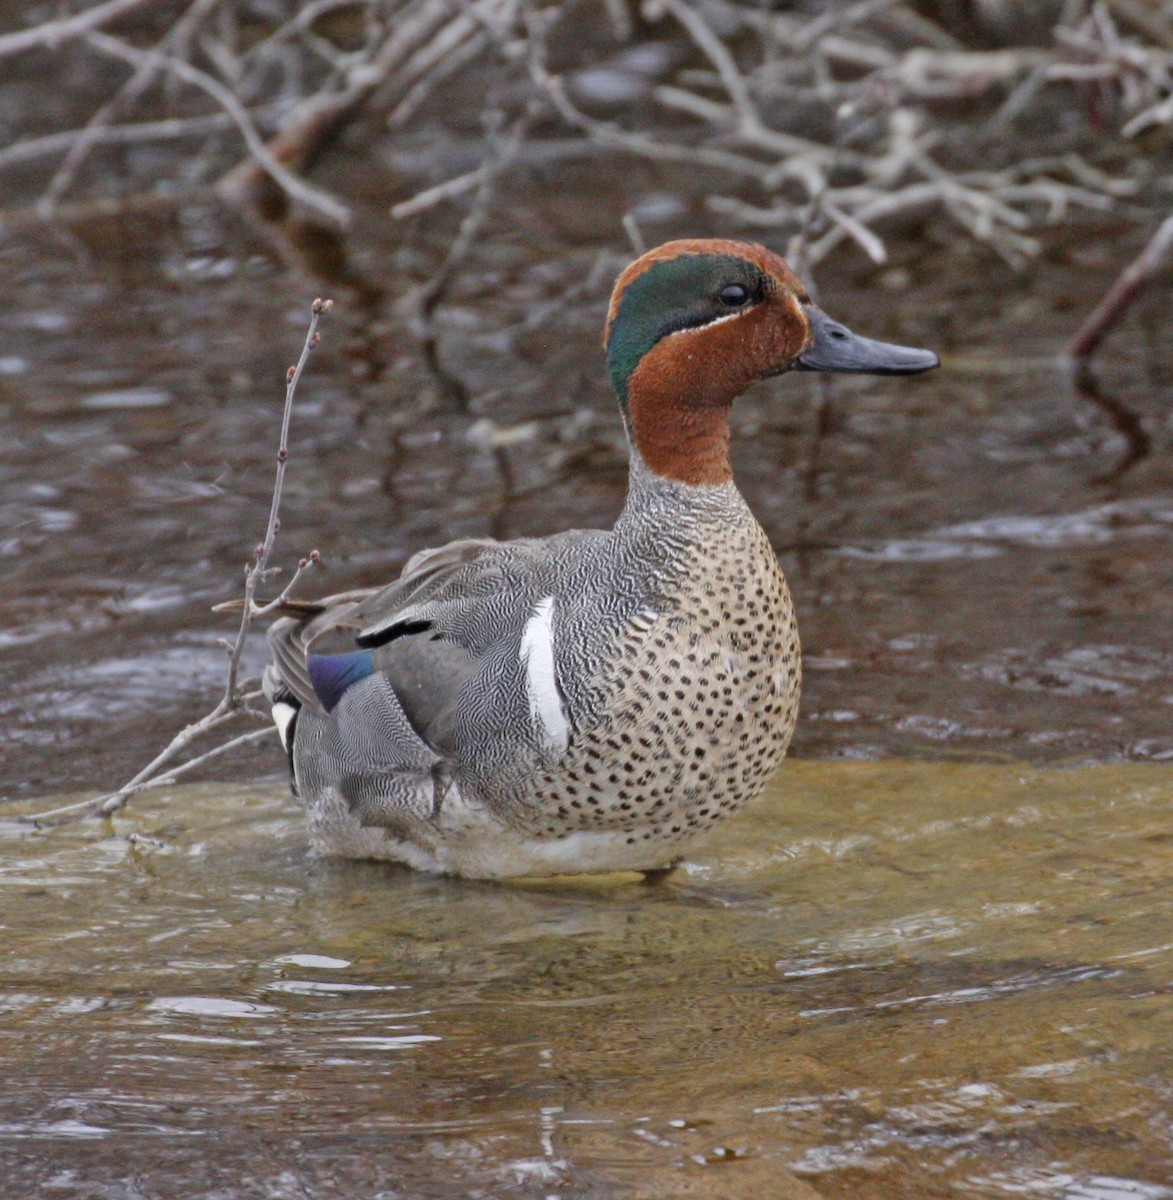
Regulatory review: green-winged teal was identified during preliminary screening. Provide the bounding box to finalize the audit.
[264,238,939,878]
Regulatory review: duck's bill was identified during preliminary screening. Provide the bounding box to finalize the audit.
[794,306,940,376]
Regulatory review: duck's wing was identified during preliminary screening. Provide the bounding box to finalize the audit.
[266,527,621,838]
[263,587,376,715]
[263,538,495,711]
[341,536,507,652]
[336,538,507,751]
[342,534,583,754]
[266,532,602,757]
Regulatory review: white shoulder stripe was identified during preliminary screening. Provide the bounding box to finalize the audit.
[519,596,570,755]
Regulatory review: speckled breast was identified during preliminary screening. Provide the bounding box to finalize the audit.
[522,518,801,851]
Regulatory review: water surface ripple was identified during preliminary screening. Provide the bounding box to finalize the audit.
[3,764,1170,1198]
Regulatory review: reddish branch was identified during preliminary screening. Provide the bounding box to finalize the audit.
[1067,213,1173,362]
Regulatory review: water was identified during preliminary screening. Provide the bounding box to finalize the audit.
[2,23,1171,1198]
[2,763,1171,1198]
[2,208,1170,796]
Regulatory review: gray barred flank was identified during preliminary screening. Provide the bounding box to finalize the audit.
[266,452,800,876]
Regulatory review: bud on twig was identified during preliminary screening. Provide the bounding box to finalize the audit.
[287,366,296,382]
[277,448,288,462]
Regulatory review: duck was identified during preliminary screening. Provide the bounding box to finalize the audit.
[262,238,938,878]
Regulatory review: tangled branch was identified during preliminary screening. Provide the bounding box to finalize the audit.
[3,0,1168,289]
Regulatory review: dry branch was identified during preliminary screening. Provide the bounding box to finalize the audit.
[37,0,223,213]
[0,109,275,172]
[217,0,508,223]
[82,29,351,228]
[24,298,334,828]
[5,0,1168,276]
[1067,211,1173,362]
[0,0,151,60]
[403,104,535,411]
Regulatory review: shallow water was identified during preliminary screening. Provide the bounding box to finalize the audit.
[3,213,1172,797]
[2,19,1172,1200]
[3,763,1171,1198]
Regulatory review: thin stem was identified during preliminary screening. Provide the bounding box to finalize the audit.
[223,298,333,707]
[38,0,222,211]
[94,728,277,815]
[1067,213,1173,362]
[30,727,277,826]
[0,0,150,60]
[23,298,332,827]
[254,551,321,616]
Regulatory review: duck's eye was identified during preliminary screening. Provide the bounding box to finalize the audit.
[719,284,749,307]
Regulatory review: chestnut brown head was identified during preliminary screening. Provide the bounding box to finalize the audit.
[604,239,938,485]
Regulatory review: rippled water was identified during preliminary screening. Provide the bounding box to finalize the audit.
[3,23,1172,1199]
[2,188,1172,798]
[3,763,1171,1198]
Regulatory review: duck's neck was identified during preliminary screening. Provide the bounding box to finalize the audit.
[626,394,734,487]
[620,342,742,487]
[619,444,749,533]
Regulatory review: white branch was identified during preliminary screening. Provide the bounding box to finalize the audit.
[0,0,151,60]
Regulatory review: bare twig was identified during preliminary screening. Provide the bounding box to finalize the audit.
[652,0,853,165]
[1122,92,1173,135]
[1071,367,1152,482]
[387,28,490,128]
[24,298,333,827]
[529,60,776,183]
[409,105,534,410]
[391,163,492,220]
[37,0,223,213]
[0,0,151,60]
[255,549,322,616]
[415,116,528,312]
[5,0,1167,269]
[622,213,648,256]
[0,186,221,232]
[1066,212,1173,362]
[0,109,277,173]
[30,725,273,824]
[217,0,505,223]
[83,29,351,228]
[712,169,1111,270]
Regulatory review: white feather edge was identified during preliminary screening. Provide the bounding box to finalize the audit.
[518,596,570,755]
[272,701,297,753]
[663,309,744,338]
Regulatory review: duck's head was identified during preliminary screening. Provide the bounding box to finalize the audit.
[604,238,939,486]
